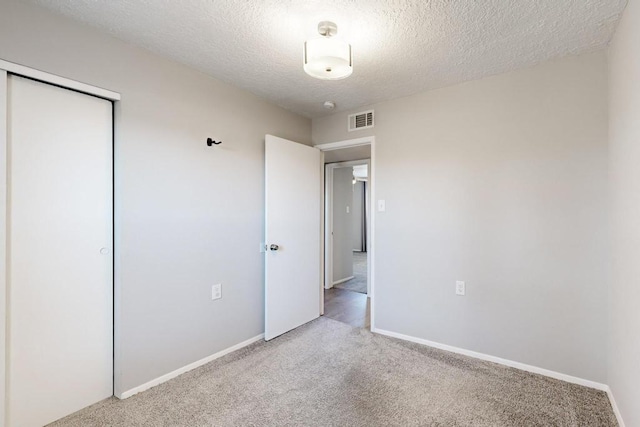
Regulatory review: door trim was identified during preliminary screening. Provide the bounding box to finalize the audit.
[316,137,372,151]
[0,59,120,424]
[0,60,120,101]
[316,137,376,330]
[0,69,7,425]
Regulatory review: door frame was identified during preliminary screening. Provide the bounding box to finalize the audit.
[324,159,371,294]
[0,59,120,423]
[316,137,376,329]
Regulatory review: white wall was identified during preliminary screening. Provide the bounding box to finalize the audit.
[314,52,609,383]
[352,181,366,251]
[332,167,354,282]
[608,0,640,424]
[0,0,310,395]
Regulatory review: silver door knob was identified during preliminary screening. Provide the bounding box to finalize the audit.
[100,247,110,255]
[269,244,279,251]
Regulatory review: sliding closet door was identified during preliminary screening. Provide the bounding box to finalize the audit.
[7,75,113,427]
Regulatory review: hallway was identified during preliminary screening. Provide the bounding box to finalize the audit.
[323,287,370,329]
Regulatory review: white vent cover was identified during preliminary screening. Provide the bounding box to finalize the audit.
[348,110,374,132]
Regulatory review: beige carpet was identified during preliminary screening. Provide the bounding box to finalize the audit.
[51,318,617,426]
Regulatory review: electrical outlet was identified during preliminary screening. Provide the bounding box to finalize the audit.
[456,281,465,296]
[212,283,222,300]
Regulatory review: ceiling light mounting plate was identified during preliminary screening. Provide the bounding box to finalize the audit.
[323,101,336,110]
[317,21,338,37]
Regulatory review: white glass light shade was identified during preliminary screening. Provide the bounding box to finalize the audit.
[304,37,352,80]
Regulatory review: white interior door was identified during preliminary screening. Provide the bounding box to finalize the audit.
[7,75,113,426]
[265,135,321,341]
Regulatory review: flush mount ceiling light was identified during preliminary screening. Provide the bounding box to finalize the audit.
[303,21,352,80]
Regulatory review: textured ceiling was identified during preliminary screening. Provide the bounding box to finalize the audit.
[28,0,627,118]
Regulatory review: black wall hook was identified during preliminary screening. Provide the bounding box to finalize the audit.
[207,138,222,146]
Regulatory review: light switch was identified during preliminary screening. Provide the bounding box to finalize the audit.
[212,283,222,300]
[378,200,386,212]
[456,281,465,296]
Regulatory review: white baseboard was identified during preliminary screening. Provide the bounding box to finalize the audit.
[117,333,264,399]
[606,387,626,427]
[333,276,354,286]
[372,328,608,391]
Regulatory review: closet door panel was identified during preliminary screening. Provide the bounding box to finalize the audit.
[7,75,113,427]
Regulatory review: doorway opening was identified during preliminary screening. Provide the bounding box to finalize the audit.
[317,138,375,331]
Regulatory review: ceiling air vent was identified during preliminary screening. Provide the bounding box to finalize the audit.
[348,110,374,132]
